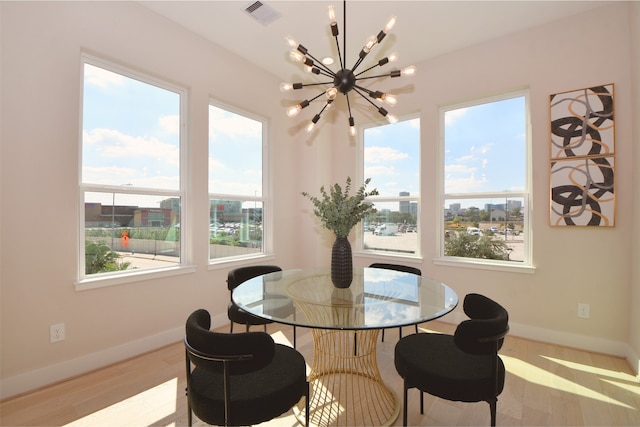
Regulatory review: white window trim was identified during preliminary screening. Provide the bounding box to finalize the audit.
[77,53,189,289]
[436,89,534,272]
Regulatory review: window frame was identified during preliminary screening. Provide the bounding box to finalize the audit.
[435,90,534,273]
[357,114,422,260]
[76,54,192,290]
[207,99,272,266]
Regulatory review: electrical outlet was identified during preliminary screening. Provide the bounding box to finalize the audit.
[577,303,590,319]
[50,323,65,343]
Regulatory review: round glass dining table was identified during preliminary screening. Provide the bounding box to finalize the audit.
[232,267,459,427]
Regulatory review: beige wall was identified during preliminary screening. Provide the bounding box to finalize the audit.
[1,1,638,398]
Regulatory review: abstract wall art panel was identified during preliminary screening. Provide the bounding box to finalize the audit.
[549,84,615,227]
[550,156,615,226]
[550,84,615,160]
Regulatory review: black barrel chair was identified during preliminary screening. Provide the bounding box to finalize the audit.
[227,265,297,348]
[185,309,309,426]
[394,293,509,426]
[369,263,422,341]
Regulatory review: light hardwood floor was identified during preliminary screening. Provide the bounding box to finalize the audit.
[1,321,639,427]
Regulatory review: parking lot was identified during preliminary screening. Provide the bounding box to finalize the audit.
[364,231,524,261]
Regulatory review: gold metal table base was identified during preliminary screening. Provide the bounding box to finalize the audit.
[295,329,399,427]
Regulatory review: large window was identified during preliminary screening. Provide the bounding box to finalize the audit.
[79,56,185,283]
[440,91,531,268]
[208,103,267,261]
[361,117,420,256]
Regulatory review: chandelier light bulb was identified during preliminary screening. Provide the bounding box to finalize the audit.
[287,105,302,117]
[325,87,338,100]
[401,65,417,76]
[349,117,357,136]
[388,52,399,63]
[328,5,336,22]
[285,36,298,48]
[305,114,321,133]
[363,35,377,54]
[386,113,398,124]
[384,16,397,33]
[366,35,377,50]
[381,93,398,106]
[280,83,293,92]
[289,49,305,63]
[305,121,316,133]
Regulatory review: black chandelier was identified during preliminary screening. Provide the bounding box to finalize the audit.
[280,1,416,136]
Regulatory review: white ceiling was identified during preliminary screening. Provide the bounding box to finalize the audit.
[140,1,609,81]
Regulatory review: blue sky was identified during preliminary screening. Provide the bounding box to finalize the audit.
[83,62,525,211]
[363,95,525,209]
[364,118,420,198]
[208,105,263,198]
[444,96,526,195]
[82,63,180,204]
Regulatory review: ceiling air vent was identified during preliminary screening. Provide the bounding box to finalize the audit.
[244,1,281,26]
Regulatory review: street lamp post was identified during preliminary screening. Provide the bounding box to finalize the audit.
[111,192,116,249]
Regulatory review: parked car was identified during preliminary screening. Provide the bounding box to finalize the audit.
[374,223,398,236]
[466,227,482,236]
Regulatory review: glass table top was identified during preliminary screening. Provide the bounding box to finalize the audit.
[232,268,459,330]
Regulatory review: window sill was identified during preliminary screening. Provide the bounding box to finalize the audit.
[433,257,535,274]
[355,250,422,263]
[75,264,197,291]
[207,253,276,271]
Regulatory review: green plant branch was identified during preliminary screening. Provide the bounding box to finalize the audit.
[302,177,379,238]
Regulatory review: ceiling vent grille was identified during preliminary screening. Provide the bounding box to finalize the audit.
[244,1,281,26]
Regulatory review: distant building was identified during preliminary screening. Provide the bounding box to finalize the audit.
[399,191,410,213]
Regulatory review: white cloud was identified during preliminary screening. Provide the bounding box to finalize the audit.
[444,107,468,125]
[209,106,261,140]
[84,64,125,89]
[455,154,475,163]
[365,165,398,176]
[365,146,409,164]
[208,156,226,171]
[159,115,179,134]
[446,164,476,174]
[84,128,179,166]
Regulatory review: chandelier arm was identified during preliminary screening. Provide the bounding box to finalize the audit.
[355,62,383,77]
[342,0,347,68]
[334,35,345,70]
[304,52,336,76]
[314,69,336,79]
[308,92,327,103]
[319,101,332,115]
[351,56,365,74]
[345,92,354,118]
[300,81,335,88]
[355,72,394,81]
[353,84,374,96]
[351,86,384,109]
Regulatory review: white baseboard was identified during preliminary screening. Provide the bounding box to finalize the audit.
[1,311,634,400]
[0,311,229,400]
[626,345,640,377]
[443,311,630,358]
